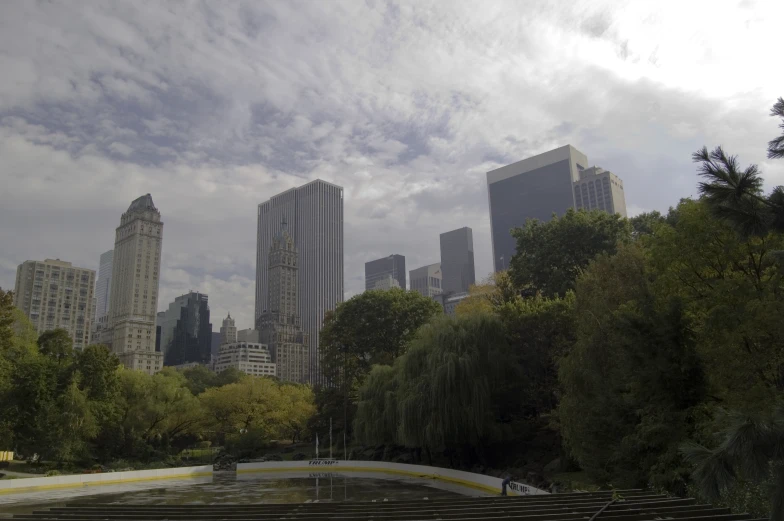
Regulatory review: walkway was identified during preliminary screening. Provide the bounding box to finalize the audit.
[7,489,767,521]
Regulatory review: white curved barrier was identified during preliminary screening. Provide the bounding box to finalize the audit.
[237,460,548,496]
[0,465,212,495]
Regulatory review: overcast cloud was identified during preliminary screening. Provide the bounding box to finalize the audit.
[1,0,782,331]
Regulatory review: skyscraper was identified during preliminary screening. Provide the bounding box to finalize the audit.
[573,166,627,217]
[409,263,442,298]
[94,250,113,321]
[220,313,237,345]
[108,194,164,375]
[255,179,343,385]
[257,219,310,383]
[14,258,95,350]
[440,227,475,294]
[365,254,406,291]
[157,291,212,367]
[486,145,627,272]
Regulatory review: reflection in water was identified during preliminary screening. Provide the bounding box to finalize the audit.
[0,472,468,515]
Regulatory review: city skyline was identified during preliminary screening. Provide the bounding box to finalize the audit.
[2,2,782,333]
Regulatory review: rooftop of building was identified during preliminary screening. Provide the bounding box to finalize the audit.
[126,194,158,214]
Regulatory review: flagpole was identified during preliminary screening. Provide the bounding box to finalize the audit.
[329,417,333,460]
[316,433,319,459]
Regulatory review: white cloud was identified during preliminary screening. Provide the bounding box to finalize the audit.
[1,0,783,331]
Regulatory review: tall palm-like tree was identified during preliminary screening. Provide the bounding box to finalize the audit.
[695,97,784,237]
[680,404,784,521]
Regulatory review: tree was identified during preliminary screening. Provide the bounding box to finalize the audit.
[681,403,784,521]
[37,329,75,365]
[629,210,666,238]
[558,244,706,493]
[183,364,218,395]
[77,344,120,401]
[317,288,441,440]
[509,208,632,297]
[454,271,520,317]
[275,384,316,443]
[768,97,784,159]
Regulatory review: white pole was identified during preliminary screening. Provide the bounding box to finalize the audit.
[329,417,333,460]
[344,432,347,460]
[316,433,319,459]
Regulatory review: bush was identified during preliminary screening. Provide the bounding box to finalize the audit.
[195,441,212,449]
[265,454,283,462]
[292,452,308,461]
[0,461,9,469]
[45,470,61,477]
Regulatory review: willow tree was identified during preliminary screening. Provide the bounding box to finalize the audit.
[353,364,399,446]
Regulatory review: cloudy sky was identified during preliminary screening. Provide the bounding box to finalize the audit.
[1,0,782,331]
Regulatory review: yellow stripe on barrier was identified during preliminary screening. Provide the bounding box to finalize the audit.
[236,466,501,494]
[0,471,213,495]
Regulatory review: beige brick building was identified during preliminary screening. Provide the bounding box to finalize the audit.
[257,219,309,383]
[108,194,164,374]
[13,258,96,350]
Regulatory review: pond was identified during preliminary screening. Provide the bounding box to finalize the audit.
[0,471,486,515]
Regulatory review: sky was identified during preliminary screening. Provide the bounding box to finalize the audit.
[1,0,783,332]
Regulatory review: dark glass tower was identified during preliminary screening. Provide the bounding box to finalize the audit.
[364,254,406,291]
[439,227,475,294]
[159,291,212,366]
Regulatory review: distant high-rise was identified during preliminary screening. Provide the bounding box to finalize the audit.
[14,258,96,350]
[210,332,221,361]
[365,254,406,291]
[371,274,401,291]
[409,263,442,298]
[94,250,113,321]
[573,166,627,217]
[255,179,343,385]
[108,194,164,375]
[157,291,212,367]
[440,227,475,294]
[257,219,309,383]
[220,313,237,345]
[487,145,627,272]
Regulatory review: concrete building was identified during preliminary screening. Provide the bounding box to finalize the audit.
[440,227,475,294]
[108,194,164,374]
[573,166,628,217]
[433,291,470,316]
[210,331,221,361]
[13,258,96,350]
[237,328,260,343]
[214,342,277,377]
[365,254,406,291]
[409,263,443,298]
[255,179,343,385]
[487,145,627,272]
[94,250,113,323]
[157,291,212,367]
[219,313,237,345]
[257,219,310,383]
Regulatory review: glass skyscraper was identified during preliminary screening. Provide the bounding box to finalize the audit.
[439,227,475,294]
[365,254,406,291]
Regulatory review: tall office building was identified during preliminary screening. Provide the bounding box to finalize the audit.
[94,250,113,321]
[573,167,627,217]
[14,258,96,350]
[440,227,475,294]
[487,145,627,272]
[257,219,310,383]
[108,194,164,375]
[220,313,237,345]
[157,291,212,366]
[255,179,343,385]
[365,254,406,291]
[409,263,442,298]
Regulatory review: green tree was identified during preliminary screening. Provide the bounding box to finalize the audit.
[317,288,441,439]
[509,208,632,297]
[77,344,120,401]
[558,244,706,493]
[37,329,75,365]
[183,364,219,395]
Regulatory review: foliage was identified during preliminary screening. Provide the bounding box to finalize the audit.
[182,365,245,395]
[454,271,520,317]
[509,208,632,297]
[558,244,707,493]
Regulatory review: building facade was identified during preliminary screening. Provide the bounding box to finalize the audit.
[573,166,628,217]
[108,194,164,375]
[433,291,470,316]
[257,220,310,383]
[214,342,277,377]
[371,274,401,291]
[440,227,475,294]
[255,179,343,385]
[157,291,212,367]
[487,145,628,272]
[409,263,442,298]
[219,313,237,345]
[13,259,96,350]
[94,250,113,323]
[365,254,406,291]
[237,328,260,343]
